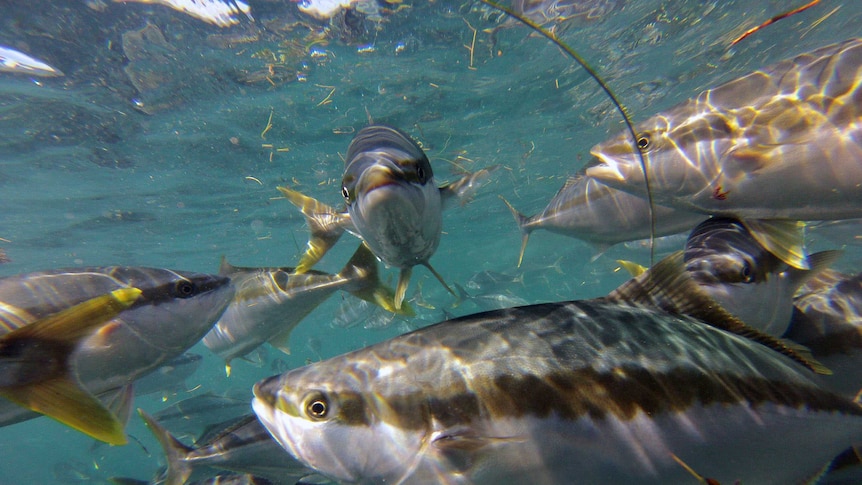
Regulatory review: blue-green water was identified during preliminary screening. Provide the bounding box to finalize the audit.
[1,0,861,483]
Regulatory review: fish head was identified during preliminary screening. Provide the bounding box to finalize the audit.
[586,100,738,207]
[342,125,442,268]
[683,217,797,336]
[253,355,431,483]
[78,268,234,358]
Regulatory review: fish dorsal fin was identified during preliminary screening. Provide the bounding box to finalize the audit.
[439,166,499,209]
[217,256,238,276]
[0,288,141,445]
[786,249,843,294]
[499,196,532,268]
[339,243,414,316]
[607,252,830,374]
[742,219,808,269]
[138,409,194,485]
[277,186,350,273]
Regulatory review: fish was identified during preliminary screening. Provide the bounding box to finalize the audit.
[0,266,234,438]
[133,352,203,397]
[279,124,496,310]
[0,288,140,444]
[139,409,313,485]
[502,172,704,265]
[151,390,251,441]
[252,255,856,484]
[0,45,63,77]
[585,38,862,270]
[202,243,410,368]
[786,268,862,397]
[683,217,840,337]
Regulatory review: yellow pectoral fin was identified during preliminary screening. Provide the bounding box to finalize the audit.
[0,378,126,445]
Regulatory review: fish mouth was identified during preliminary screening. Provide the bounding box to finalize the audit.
[252,375,282,409]
[585,151,630,185]
[356,164,412,195]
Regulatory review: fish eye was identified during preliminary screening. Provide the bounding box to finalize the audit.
[174,280,197,298]
[636,134,650,150]
[416,166,425,183]
[273,270,289,290]
[741,262,753,283]
[305,393,329,420]
[342,185,352,203]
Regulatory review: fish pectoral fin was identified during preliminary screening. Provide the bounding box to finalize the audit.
[616,259,648,277]
[267,326,293,355]
[432,429,523,470]
[742,219,809,269]
[422,262,457,300]
[102,383,136,427]
[0,377,127,445]
[607,252,829,374]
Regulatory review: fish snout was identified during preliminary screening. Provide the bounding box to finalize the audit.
[252,375,283,408]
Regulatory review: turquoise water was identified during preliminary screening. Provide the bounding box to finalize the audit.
[1,0,861,483]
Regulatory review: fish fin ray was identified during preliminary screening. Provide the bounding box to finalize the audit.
[742,219,809,269]
[787,250,843,293]
[138,409,194,485]
[608,252,829,374]
[1,378,127,445]
[277,186,349,272]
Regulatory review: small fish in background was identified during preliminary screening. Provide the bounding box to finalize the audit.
[0,266,234,440]
[112,0,253,27]
[139,409,314,485]
[0,288,141,445]
[0,45,63,77]
[253,253,855,484]
[0,248,9,264]
[683,217,840,337]
[502,172,704,266]
[586,38,862,270]
[133,352,203,398]
[151,389,251,441]
[279,124,497,310]
[203,243,410,370]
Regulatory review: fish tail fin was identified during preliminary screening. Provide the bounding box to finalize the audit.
[277,186,347,272]
[499,196,532,267]
[339,243,414,316]
[137,409,194,485]
[608,252,830,374]
[743,219,809,269]
[0,287,141,445]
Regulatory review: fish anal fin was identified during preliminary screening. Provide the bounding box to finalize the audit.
[742,219,808,269]
[607,252,829,374]
[1,378,127,445]
[138,409,193,485]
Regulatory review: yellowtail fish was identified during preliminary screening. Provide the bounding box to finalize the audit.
[253,258,854,484]
[203,243,410,368]
[139,410,312,485]
[786,268,862,398]
[0,288,140,444]
[280,124,495,310]
[684,217,839,337]
[0,45,63,77]
[586,38,862,270]
[0,266,234,440]
[502,172,703,266]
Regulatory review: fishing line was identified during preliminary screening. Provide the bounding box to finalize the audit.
[478,0,657,266]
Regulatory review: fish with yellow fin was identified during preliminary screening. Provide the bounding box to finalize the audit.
[280,124,496,310]
[0,287,141,444]
[586,38,862,270]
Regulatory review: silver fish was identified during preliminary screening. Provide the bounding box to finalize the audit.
[684,217,839,337]
[279,124,495,310]
[502,172,703,265]
[134,352,203,397]
[252,258,855,484]
[140,409,312,485]
[586,38,862,269]
[203,244,408,368]
[0,288,140,444]
[0,45,63,77]
[787,269,862,397]
[0,266,234,441]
